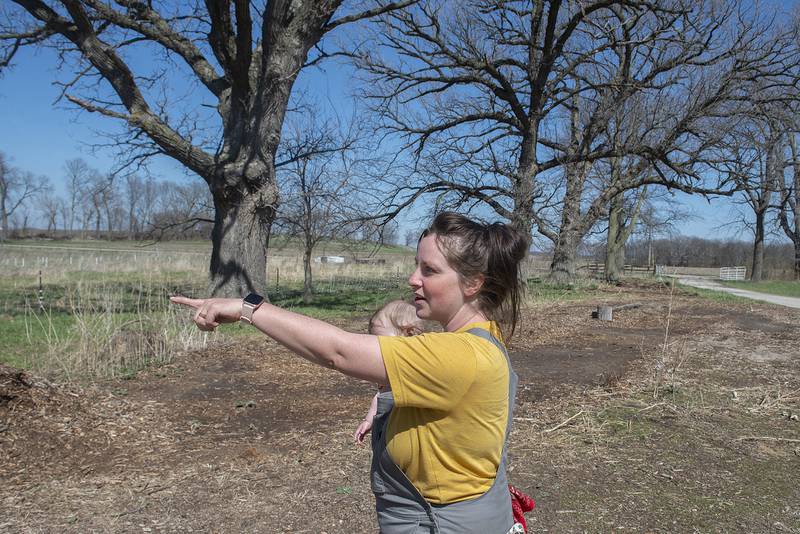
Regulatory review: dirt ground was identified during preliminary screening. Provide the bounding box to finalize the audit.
[2,281,799,533]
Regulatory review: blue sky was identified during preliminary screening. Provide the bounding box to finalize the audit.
[0,45,200,186]
[0,11,767,242]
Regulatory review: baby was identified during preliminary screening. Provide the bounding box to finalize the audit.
[353,299,425,443]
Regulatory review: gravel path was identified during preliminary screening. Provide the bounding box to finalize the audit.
[677,275,800,309]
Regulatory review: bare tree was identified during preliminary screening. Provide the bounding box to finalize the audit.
[122,174,158,238]
[102,174,122,238]
[57,197,70,235]
[276,111,377,302]
[723,113,787,281]
[37,186,60,234]
[2,1,416,296]
[783,133,800,279]
[82,171,116,239]
[124,174,142,238]
[404,228,419,247]
[628,196,694,268]
[63,158,95,235]
[0,152,48,240]
[357,0,800,281]
[124,174,160,238]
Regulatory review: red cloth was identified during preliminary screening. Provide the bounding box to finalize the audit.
[509,484,535,532]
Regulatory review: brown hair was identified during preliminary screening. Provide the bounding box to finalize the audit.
[369,299,426,337]
[421,212,527,339]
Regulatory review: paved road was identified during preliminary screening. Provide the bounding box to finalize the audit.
[676,275,800,309]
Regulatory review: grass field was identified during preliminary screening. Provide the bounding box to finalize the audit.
[0,239,417,380]
[0,238,611,381]
[0,236,414,255]
[720,279,800,298]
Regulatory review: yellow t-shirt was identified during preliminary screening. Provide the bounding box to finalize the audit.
[378,321,510,504]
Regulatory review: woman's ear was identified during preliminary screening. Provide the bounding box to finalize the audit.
[462,274,485,298]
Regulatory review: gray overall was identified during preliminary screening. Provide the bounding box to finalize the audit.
[370,328,518,534]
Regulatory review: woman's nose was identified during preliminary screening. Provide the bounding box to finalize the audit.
[408,267,421,288]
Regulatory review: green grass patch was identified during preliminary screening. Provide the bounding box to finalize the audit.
[0,270,207,316]
[0,273,410,373]
[720,280,800,298]
[0,311,74,368]
[595,403,659,441]
[526,277,600,302]
[269,284,409,320]
[674,284,754,304]
[0,305,204,380]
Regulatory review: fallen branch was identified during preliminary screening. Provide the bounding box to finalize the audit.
[544,410,585,433]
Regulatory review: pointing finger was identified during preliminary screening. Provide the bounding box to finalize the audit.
[170,296,204,309]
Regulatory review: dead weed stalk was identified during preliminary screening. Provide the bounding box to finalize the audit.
[652,278,690,400]
[23,283,209,381]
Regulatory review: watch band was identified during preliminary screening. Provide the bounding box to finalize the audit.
[240,293,265,325]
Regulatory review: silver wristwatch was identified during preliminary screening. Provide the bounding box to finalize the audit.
[240,293,265,325]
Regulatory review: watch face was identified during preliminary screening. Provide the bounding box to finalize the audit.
[244,293,264,306]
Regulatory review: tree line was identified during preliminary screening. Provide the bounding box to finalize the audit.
[0,154,213,241]
[584,236,798,280]
[2,1,800,293]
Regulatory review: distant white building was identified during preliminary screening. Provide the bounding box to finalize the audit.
[314,255,346,264]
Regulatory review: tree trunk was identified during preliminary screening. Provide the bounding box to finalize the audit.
[549,168,584,284]
[605,187,646,283]
[751,211,765,282]
[605,193,625,283]
[0,195,7,242]
[128,203,136,239]
[105,203,113,238]
[208,179,277,297]
[605,238,625,283]
[510,130,537,254]
[549,105,590,284]
[302,243,314,304]
[785,135,800,280]
[550,229,580,283]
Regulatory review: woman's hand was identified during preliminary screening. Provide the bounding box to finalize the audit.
[170,296,242,331]
[354,392,380,444]
[354,418,373,444]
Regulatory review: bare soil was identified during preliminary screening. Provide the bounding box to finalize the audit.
[2,281,799,533]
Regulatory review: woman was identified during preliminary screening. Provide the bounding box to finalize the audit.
[172,212,528,533]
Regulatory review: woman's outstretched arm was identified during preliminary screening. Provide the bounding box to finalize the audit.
[170,296,388,386]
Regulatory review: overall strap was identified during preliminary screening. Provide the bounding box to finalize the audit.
[466,327,506,355]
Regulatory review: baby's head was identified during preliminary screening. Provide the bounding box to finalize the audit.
[369,299,425,337]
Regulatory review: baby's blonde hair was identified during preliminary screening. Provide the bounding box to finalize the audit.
[369,299,425,337]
